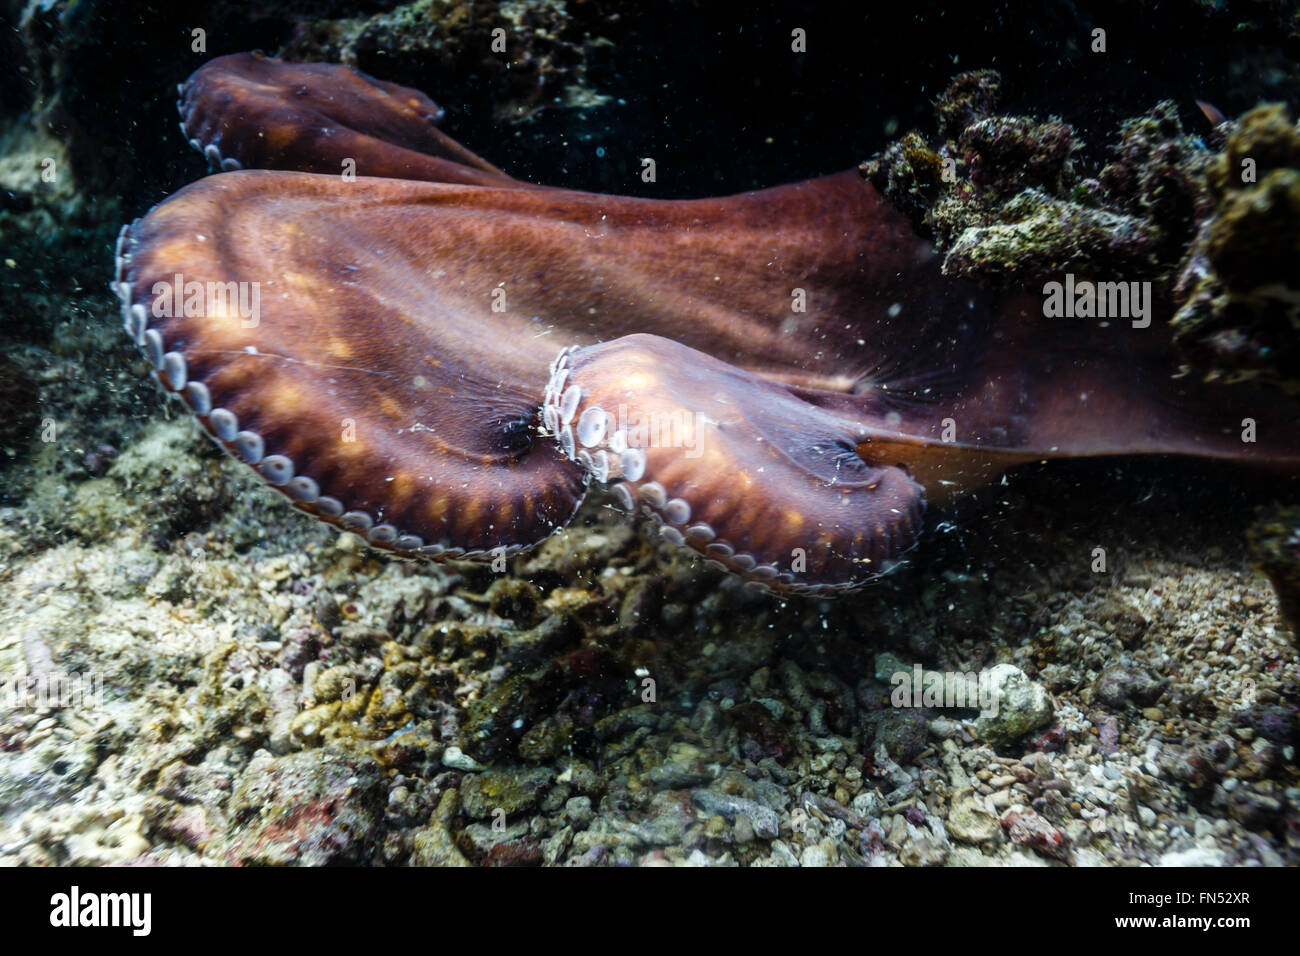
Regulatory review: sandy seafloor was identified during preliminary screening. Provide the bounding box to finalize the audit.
[0,0,1298,866]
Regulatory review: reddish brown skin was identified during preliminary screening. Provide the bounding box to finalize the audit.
[115,53,1300,592]
[177,53,517,186]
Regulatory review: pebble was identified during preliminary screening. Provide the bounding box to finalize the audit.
[800,840,837,867]
[1001,808,1070,862]
[690,790,780,840]
[866,709,931,763]
[543,826,573,865]
[410,821,471,866]
[974,665,1054,742]
[565,796,594,828]
[886,813,909,847]
[947,789,1002,844]
[1094,661,1165,709]
[769,840,801,867]
[851,791,885,818]
[459,767,556,818]
[442,746,487,772]
[901,831,948,867]
[929,717,962,738]
[1158,846,1226,867]
[733,814,755,844]
[873,652,908,683]
[646,758,713,788]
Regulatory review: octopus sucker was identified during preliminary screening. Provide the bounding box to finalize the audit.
[542,332,930,588]
[117,54,1300,593]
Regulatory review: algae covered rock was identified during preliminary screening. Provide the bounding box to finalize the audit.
[862,72,1197,287]
[458,645,635,762]
[225,749,385,865]
[1247,504,1300,637]
[973,664,1054,743]
[1172,104,1300,391]
[947,789,1002,845]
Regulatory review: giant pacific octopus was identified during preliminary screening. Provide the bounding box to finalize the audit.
[111,53,1300,594]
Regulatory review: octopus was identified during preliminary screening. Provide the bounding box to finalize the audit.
[111,53,1300,595]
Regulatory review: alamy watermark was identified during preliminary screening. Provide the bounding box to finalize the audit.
[1042,273,1151,328]
[890,665,998,718]
[0,669,102,710]
[607,403,704,458]
[50,886,150,936]
[151,272,261,327]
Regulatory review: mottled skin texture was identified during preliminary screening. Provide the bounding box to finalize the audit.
[115,53,1300,591]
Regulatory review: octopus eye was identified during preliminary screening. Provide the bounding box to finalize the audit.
[497,415,535,457]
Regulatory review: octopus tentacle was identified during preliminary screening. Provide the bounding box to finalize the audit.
[544,334,926,593]
[114,174,587,559]
[177,52,518,186]
[117,52,1300,593]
